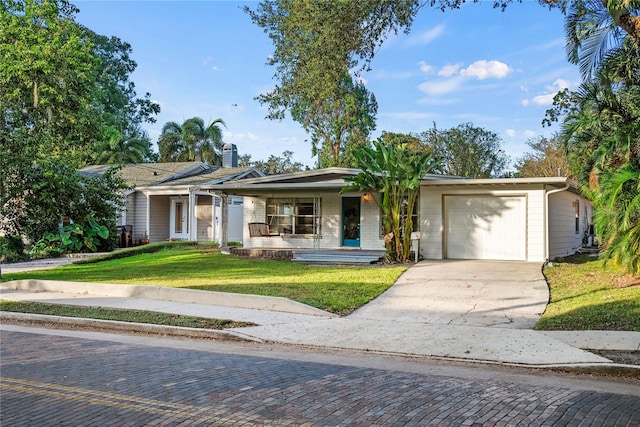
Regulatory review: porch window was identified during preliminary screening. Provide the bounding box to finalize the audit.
[266,198,321,235]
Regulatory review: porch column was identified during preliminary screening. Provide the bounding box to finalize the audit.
[144,192,150,243]
[221,193,229,246]
[189,190,197,241]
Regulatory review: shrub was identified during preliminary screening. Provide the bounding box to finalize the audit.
[0,235,27,262]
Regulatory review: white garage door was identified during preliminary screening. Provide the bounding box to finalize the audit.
[445,196,526,261]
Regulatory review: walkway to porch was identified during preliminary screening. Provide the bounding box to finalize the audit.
[229,248,385,264]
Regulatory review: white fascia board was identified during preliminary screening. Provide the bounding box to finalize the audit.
[421,176,573,187]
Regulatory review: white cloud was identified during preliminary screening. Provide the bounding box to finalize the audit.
[532,93,555,106]
[405,24,445,46]
[418,61,434,74]
[505,129,517,137]
[418,76,465,96]
[523,130,537,137]
[225,131,259,142]
[524,78,574,107]
[460,60,512,80]
[211,66,221,72]
[438,64,460,77]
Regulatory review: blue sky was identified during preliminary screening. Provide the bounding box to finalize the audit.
[73,1,580,169]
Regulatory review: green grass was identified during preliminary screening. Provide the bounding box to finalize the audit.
[0,300,254,329]
[537,254,640,331]
[3,245,407,315]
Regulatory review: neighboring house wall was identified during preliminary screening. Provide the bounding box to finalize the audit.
[130,191,148,243]
[242,191,384,250]
[149,195,170,243]
[196,195,213,242]
[419,184,548,262]
[228,197,244,242]
[548,191,592,259]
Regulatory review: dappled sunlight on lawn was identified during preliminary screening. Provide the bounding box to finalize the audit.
[3,249,407,315]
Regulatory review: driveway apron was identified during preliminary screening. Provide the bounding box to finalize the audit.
[350,260,549,329]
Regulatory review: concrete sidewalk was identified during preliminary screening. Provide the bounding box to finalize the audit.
[1,279,638,368]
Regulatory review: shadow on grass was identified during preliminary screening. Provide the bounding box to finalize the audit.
[536,297,640,331]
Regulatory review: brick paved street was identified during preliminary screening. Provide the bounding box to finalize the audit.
[1,327,639,426]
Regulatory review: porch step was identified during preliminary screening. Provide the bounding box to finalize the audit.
[291,253,382,264]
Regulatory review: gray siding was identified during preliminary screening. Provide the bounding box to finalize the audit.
[196,195,213,242]
[149,195,170,243]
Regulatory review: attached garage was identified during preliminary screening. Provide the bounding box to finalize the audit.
[445,195,527,261]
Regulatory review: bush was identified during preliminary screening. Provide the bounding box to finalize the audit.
[29,218,111,258]
[0,235,27,262]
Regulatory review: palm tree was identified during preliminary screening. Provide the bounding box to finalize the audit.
[341,135,440,263]
[93,126,153,164]
[157,117,226,164]
[563,0,640,81]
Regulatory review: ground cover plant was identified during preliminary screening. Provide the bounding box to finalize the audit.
[3,245,407,315]
[537,254,640,331]
[0,300,253,329]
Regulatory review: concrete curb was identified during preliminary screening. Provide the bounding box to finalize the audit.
[3,313,638,374]
[1,280,336,318]
[0,312,263,343]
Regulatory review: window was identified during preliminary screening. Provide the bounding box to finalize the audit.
[267,198,321,235]
[574,200,580,234]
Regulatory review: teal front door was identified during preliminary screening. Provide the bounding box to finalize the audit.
[342,197,361,247]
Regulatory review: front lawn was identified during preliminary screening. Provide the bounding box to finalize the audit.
[0,300,254,329]
[3,246,407,316]
[537,254,640,331]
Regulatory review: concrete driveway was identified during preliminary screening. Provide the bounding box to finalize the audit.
[350,260,549,329]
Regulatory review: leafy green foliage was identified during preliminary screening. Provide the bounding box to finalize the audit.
[0,235,26,262]
[246,0,415,167]
[342,134,440,263]
[30,218,111,258]
[418,122,510,178]
[544,27,639,275]
[158,117,226,164]
[590,168,640,276]
[83,32,159,164]
[247,150,306,174]
[1,1,157,246]
[514,134,573,178]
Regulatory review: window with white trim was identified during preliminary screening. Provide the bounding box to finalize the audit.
[266,198,321,235]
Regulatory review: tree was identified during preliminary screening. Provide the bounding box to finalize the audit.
[92,125,155,164]
[245,0,416,167]
[419,123,510,178]
[0,0,157,246]
[558,0,640,80]
[252,150,306,174]
[157,117,226,164]
[1,0,100,241]
[544,15,640,275]
[342,135,440,263]
[514,134,573,178]
[83,32,160,164]
[292,73,378,167]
